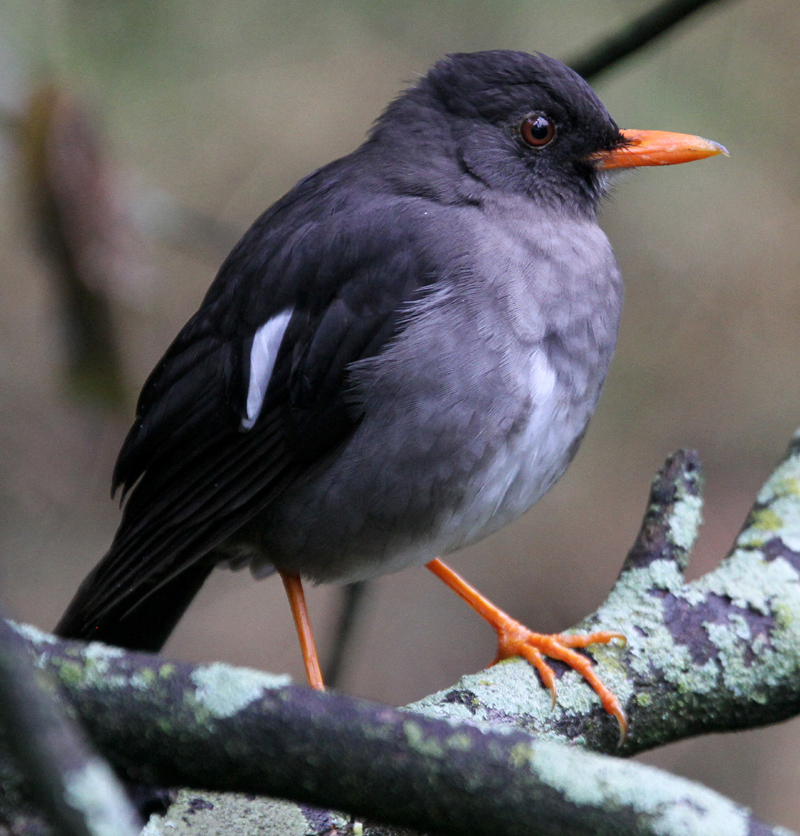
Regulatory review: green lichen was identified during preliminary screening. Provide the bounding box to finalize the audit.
[63,758,139,836]
[773,600,796,631]
[703,621,754,697]
[748,507,783,532]
[156,716,174,734]
[190,662,291,719]
[668,493,703,552]
[700,549,792,614]
[739,495,800,551]
[757,455,800,505]
[508,739,534,768]
[414,633,627,746]
[446,732,474,752]
[596,561,703,687]
[531,739,749,836]
[403,720,445,758]
[57,659,84,687]
[130,667,156,689]
[69,642,130,690]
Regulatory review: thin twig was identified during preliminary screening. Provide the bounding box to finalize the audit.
[568,0,735,81]
[324,580,368,688]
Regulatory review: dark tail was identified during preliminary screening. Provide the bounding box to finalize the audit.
[55,558,215,653]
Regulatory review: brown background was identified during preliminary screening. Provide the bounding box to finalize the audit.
[0,0,798,828]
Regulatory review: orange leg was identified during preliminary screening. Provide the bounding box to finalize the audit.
[280,571,325,691]
[425,557,627,740]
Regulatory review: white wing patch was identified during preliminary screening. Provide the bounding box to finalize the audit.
[242,309,293,429]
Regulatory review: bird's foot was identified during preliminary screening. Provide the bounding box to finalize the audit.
[492,614,627,741]
[425,558,627,741]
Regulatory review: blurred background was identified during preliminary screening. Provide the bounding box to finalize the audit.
[0,0,798,828]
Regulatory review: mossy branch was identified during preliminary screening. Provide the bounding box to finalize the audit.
[0,618,139,836]
[3,431,800,834]
[416,439,800,754]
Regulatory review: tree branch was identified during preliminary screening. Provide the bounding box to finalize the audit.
[0,617,139,836]
[1,623,789,836]
[4,429,800,833]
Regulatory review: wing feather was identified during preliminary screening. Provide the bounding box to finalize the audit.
[57,178,441,642]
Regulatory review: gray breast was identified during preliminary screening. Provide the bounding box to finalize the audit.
[240,197,623,584]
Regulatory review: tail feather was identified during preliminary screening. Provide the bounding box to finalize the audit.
[55,557,215,652]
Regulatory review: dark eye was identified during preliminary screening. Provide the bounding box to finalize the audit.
[520,115,556,148]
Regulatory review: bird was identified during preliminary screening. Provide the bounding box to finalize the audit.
[56,50,726,737]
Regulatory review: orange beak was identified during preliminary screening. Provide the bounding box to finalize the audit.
[592,129,728,169]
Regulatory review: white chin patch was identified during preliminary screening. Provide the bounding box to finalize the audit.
[596,167,635,198]
[242,309,293,429]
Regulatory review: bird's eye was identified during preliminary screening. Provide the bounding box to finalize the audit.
[520,115,556,148]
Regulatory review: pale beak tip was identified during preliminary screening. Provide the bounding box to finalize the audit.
[710,139,730,158]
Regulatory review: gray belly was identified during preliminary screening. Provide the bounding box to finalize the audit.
[251,375,582,583]
[233,321,614,584]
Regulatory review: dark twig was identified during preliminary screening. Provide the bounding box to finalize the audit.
[324,580,368,688]
[0,617,139,836]
[568,0,734,81]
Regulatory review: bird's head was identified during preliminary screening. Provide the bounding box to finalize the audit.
[372,50,726,215]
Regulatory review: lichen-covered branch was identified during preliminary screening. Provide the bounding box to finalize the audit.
[4,431,800,834]
[0,617,139,836]
[417,436,800,755]
[0,624,791,836]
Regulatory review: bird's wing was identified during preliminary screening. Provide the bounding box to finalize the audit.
[59,184,442,638]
